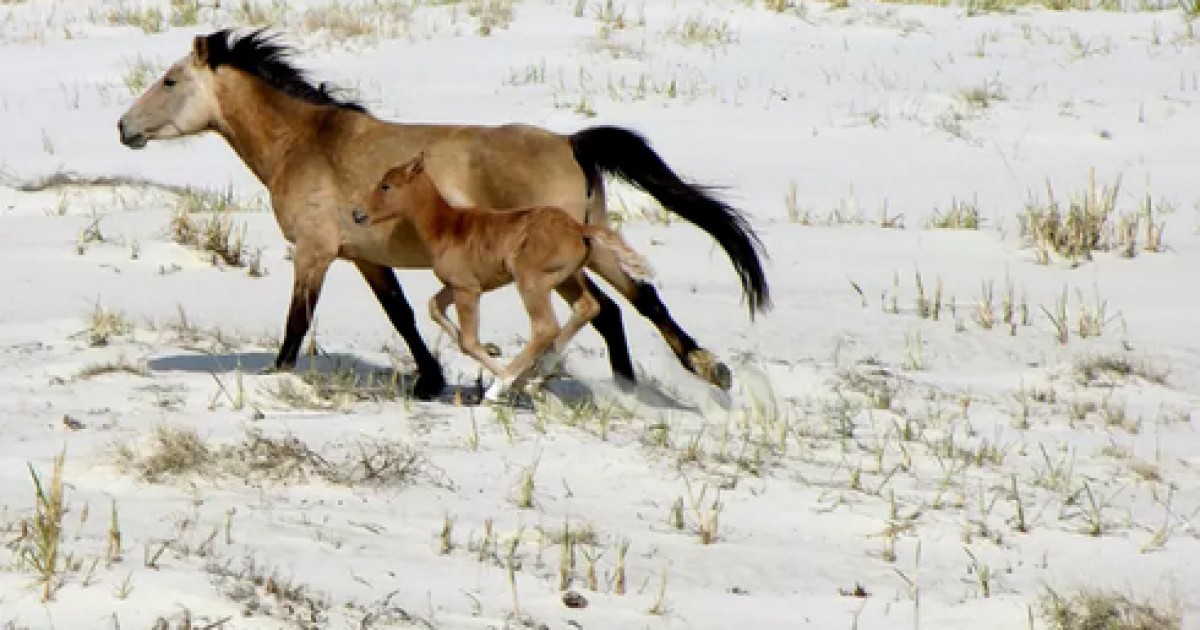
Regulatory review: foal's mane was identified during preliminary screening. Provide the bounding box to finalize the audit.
[200,28,367,113]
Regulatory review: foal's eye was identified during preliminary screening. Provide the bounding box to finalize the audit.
[163,78,177,88]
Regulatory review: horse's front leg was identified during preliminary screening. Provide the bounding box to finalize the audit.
[273,242,337,371]
[354,261,447,401]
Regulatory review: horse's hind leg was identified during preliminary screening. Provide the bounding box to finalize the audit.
[354,261,446,400]
[586,246,733,392]
[573,181,636,388]
[557,275,633,387]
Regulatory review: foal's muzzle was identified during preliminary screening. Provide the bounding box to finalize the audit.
[117,118,148,149]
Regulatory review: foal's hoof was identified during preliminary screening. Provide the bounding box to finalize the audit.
[482,376,515,404]
[535,350,565,379]
[411,370,447,401]
[687,349,733,392]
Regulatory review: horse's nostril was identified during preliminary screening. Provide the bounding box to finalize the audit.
[117,119,125,135]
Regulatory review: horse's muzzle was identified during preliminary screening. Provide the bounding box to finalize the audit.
[117,119,147,149]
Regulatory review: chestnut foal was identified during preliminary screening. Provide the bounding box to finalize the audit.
[359,154,654,402]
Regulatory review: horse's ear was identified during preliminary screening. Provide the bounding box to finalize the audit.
[193,35,211,67]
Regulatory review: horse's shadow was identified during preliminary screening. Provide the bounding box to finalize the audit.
[147,351,695,411]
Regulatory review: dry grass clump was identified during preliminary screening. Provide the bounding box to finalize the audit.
[1019,170,1171,266]
[467,0,516,36]
[99,0,202,34]
[75,356,151,380]
[1040,587,1180,630]
[1019,171,1118,265]
[114,426,446,489]
[879,0,1127,11]
[231,0,291,25]
[1074,353,1168,387]
[207,556,330,626]
[122,56,163,96]
[170,186,264,275]
[928,197,982,229]
[20,450,67,602]
[299,361,409,405]
[85,303,134,347]
[114,425,216,484]
[300,0,415,40]
[665,15,737,48]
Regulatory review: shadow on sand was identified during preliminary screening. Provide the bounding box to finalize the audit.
[147,351,697,412]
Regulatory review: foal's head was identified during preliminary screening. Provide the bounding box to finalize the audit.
[364,154,433,224]
[117,28,364,149]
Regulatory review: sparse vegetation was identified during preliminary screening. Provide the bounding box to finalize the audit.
[1,6,1199,630]
[75,356,150,380]
[1040,587,1180,630]
[122,56,162,96]
[301,0,415,40]
[19,449,67,602]
[467,0,516,36]
[84,302,134,347]
[928,197,982,229]
[114,425,446,489]
[665,14,737,48]
[1020,170,1171,266]
[170,186,264,275]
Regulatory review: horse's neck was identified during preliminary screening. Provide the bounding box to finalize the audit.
[214,74,359,189]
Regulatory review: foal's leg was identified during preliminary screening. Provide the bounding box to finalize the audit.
[427,286,460,342]
[449,287,506,383]
[354,261,446,400]
[536,272,602,379]
[554,275,633,386]
[485,278,561,401]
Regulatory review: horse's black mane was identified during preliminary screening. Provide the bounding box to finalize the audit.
[200,28,367,113]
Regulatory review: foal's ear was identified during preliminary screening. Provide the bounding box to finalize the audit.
[408,155,426,176]
[192,35,212,66]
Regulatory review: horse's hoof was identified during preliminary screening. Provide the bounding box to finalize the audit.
[613,374,637,393]
[412,370,447,401]
[259,364,291,376]
[687,349,733,392]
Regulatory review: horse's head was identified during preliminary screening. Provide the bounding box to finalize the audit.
[117,34,223,149]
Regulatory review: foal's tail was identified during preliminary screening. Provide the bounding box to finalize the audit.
[582,227,655,284]
[569,125,771,317]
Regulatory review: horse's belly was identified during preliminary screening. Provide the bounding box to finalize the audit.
[339,233,433,269]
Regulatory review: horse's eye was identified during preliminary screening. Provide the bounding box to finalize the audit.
[163,78,177,88]
[381,184,391,192]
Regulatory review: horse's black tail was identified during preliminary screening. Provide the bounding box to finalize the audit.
[568,125,771,317]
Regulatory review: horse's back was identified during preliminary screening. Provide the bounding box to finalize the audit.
[418,124,590,219]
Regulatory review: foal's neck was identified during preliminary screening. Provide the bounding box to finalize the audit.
[402,176,464,244]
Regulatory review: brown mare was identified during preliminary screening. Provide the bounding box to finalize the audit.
[116,28,770,401]
[359,153,655,401]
